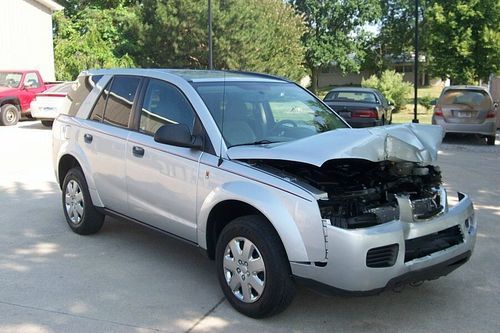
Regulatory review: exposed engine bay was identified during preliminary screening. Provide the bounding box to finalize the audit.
[247,159,443,229]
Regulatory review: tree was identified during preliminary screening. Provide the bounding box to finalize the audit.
[122,0,306,81]
[290,0,381,92]
[426,0,500,84]
[53,7,135,80]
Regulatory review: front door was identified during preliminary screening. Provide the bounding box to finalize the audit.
[19,72,45,111]
[126,78,202,242]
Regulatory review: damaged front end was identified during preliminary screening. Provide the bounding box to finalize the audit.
[253,159,445,229]
[247,157,476,292]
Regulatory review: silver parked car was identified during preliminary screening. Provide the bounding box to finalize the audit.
[52,69,476,318]
[432,85,497,145]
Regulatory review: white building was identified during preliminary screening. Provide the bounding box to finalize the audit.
[0,0,63,81]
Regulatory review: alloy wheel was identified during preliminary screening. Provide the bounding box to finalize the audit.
[65,180,85,224]
[223,237,266,303]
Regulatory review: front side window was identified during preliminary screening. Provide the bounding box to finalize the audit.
[24,72,40,89]
[139,79,196,136]
[193,81,347,147]
[102,76,141,128]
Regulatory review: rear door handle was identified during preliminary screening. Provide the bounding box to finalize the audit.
[83,133,93,143]
[132,146,145,157]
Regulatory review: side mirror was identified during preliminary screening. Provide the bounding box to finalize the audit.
[154,123,203,149]
[431,99,437,106]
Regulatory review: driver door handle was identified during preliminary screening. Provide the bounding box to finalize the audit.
[132,146,145,158]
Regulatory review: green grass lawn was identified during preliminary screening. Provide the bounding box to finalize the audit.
[393,85,443,124]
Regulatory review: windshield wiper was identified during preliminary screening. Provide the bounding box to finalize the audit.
[230,140,280,147]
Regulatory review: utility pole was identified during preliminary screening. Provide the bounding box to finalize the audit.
[208,0,213,70]
[413,0,419,123]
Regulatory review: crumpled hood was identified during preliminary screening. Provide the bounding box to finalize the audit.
[0,86,18,96]
[227,123,444,167]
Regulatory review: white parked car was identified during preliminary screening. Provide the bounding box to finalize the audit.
[52,69,477,318]
[31,81,73,127]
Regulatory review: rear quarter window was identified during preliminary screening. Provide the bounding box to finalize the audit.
[67,75,103,116]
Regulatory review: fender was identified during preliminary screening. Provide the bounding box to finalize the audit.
[197,180,326,263]
[56,133,104,207]
[0,96,21,108]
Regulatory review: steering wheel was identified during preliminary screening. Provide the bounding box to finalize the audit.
[272,119,298,136]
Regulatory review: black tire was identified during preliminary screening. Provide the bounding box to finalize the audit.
[0,104,20,126]
[62,167,105,235]
[215,215,296,318]
[486,135,496,146]
[41,120,53,127]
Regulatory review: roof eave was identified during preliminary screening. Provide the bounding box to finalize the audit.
[34,0,64,11]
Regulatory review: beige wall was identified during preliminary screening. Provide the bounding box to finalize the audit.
[318,68,373,88]
[0,0,56,81]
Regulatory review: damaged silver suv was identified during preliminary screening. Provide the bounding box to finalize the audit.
[52,69,476,318]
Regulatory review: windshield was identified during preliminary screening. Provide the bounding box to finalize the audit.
[0,72,22,88]
[325,90,378,103]
[193,81,347,147]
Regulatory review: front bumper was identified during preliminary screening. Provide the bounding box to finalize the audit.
[291,191,476,293]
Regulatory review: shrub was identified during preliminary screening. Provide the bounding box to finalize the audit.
[362,70,412,111]
[419,95,435,113]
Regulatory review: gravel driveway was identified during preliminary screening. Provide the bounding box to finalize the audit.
[0,121,499,333]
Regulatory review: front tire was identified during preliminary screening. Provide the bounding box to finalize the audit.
[41,120,53,127]
[0,104,20,126]
[215,215,296,318]
[62,168,104,235]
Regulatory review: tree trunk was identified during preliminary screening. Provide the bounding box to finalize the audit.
[310,67,319,94]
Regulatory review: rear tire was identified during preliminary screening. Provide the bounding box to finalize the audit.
[0,104,20,126]
[41,120,53,127]
[215,215,296,318]
[62,167,105,235]
[486,135,496,146]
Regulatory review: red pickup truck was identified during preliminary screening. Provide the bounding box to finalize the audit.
[0,70,58,126]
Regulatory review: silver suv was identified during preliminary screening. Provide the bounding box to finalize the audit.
[52,69,476,318]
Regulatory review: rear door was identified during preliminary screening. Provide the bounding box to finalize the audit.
[439,89,492,124]
[126,78,202,241]
[78,75,142,213]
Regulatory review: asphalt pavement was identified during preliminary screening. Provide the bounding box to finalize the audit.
[0,121,499,333]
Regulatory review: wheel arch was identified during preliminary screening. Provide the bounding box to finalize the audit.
[0,97,21,109]
[56,148,104,207]
[198,182,313,263]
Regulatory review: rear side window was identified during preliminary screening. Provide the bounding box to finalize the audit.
[67,75,103,116]
[89,81,111,122]
[102,76,141,128]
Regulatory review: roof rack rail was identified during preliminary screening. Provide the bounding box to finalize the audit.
[225,70,290,82]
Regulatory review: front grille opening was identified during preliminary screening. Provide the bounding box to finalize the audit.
[366,244,399,268]
[405,225,464,262]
